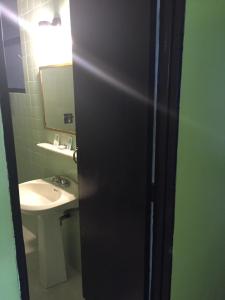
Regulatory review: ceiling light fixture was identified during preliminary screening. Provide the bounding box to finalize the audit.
[38,15,61,27]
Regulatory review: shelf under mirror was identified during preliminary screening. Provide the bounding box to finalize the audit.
[37,143,74,158]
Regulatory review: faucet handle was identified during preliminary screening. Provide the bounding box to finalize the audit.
[52,176,70,187]
[60,177,70,186]
[52,176,61,184]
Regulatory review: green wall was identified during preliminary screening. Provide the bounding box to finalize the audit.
[171,1,225,299]
[0,111,21,300]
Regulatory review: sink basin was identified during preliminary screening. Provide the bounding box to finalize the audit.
[19,177,78,214]
[18,176,79,288]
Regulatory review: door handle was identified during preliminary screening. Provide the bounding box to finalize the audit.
[73,147,78,164]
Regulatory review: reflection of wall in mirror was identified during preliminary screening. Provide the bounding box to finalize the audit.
[40,65,75,133]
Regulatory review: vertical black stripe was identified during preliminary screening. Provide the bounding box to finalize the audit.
[151,0,186,299]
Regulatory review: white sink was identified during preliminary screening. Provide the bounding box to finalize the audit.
[18,177,79,288]
[19,177,78,214]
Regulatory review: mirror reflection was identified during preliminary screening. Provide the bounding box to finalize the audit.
[40,65,75,134]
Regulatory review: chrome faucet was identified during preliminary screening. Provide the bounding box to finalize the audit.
[52,176,70,187]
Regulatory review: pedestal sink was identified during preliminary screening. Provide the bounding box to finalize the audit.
[19,177,78,288]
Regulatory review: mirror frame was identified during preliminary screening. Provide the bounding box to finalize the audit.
[39,64,76,135]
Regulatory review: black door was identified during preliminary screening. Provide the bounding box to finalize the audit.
[70,1,155,299]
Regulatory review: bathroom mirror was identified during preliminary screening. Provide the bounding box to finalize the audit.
[40,65,75,134]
